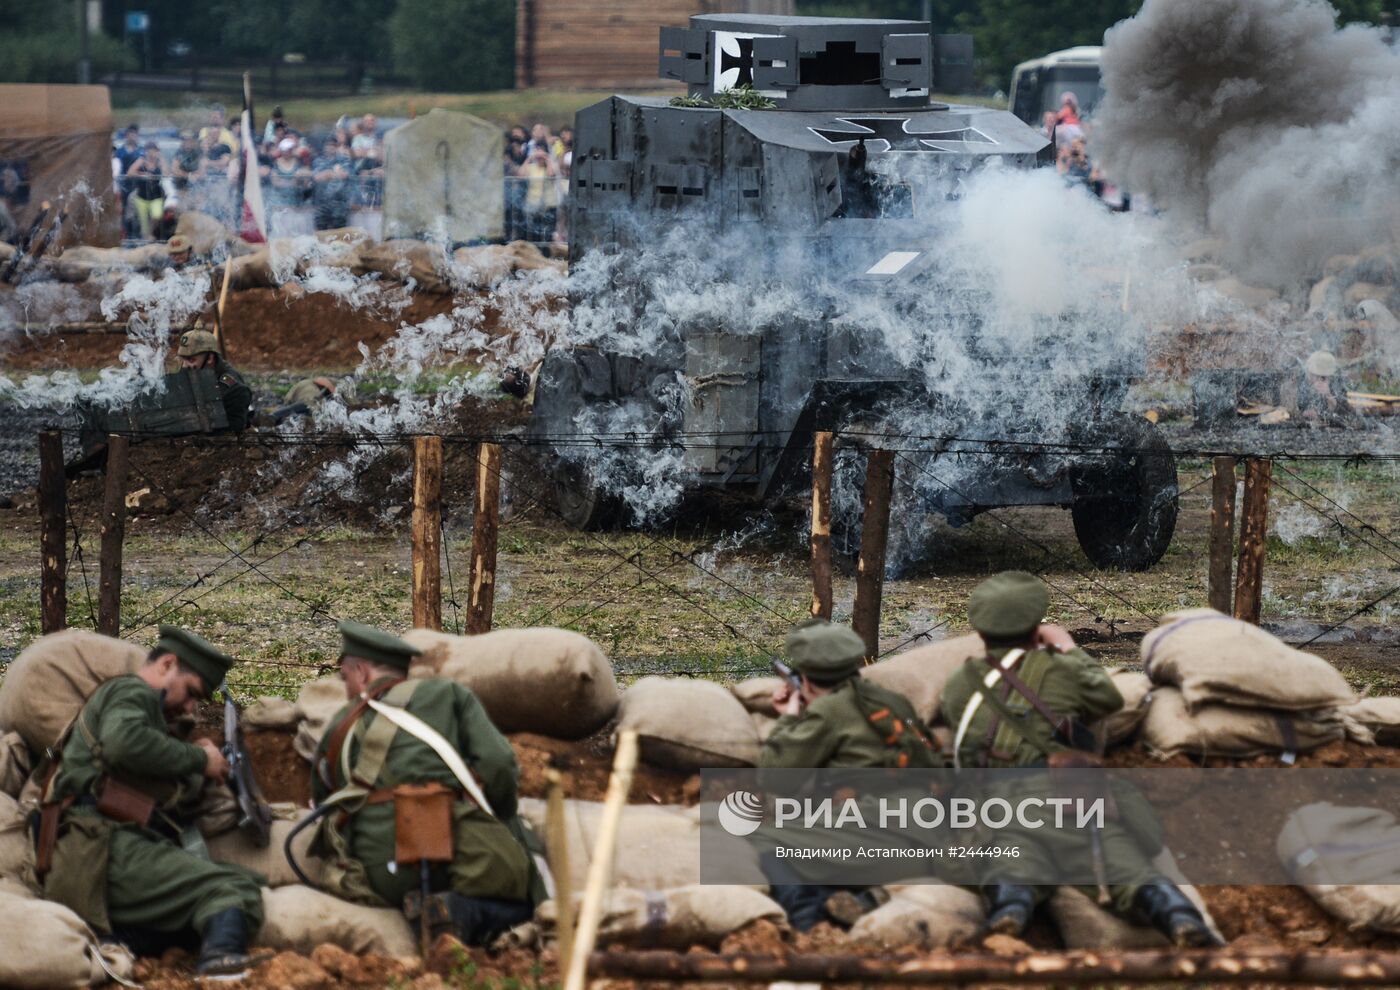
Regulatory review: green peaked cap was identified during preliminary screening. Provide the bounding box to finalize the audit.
[155,625,234,692]
[785,617,866,679]
[338,620,422,670]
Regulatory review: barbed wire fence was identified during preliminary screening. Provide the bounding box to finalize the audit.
[42,424,1400,694]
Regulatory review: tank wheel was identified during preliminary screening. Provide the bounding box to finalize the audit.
[1070,421,1178,571]
[551,458,622,531]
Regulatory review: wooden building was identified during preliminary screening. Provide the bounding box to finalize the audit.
[516,0,796,90]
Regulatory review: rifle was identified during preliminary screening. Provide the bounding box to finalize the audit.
[771,655,805,709]
[222,684,273,848]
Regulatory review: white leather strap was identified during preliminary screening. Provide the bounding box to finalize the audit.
[952,649,1026,771]
[364,697,496,817]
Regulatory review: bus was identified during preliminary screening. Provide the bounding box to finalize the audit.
[1009,46,1103,126]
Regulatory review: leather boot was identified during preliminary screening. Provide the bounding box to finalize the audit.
[759,851,834,932]
[422,893,534,946]
[982,883,1036,937]
[194,908,253,980]
[1133,881,1222,947]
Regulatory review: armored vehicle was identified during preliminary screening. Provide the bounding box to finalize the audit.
[531,13,1177,570]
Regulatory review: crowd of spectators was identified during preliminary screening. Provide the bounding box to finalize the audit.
[112,107,386,240]
[503,122,572,244]
[1041,92,1132,212]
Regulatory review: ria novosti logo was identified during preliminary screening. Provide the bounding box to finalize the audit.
[717,790,765,836]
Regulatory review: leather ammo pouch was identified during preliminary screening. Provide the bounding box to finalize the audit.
[34,797,73,878]
[94,776,156,828]
[393,782,455,865]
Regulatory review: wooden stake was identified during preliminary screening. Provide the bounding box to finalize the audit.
[412,435,443,631]
[466,442,501,634]
[588,948,1400,985]
[544,769,575,969]
[98,434,130,636]
[213,253,233,358]
[1233,457,1272,625]
[562,730,639,990]
[809,431,834,620]
[38,430,67,634]
[1208,456,1237,614]
[851,448,895,660]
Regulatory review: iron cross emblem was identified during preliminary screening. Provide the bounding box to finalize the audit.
[810,117,996,152]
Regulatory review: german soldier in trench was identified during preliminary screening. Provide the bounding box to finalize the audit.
[308,622,548,945]
[176,323,252,433]
[33,627,267,979]
[939,571,1218,946]
[756,619,945,931]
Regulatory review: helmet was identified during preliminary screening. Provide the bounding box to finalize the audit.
[167,234,192,255]
[177,328,220,358]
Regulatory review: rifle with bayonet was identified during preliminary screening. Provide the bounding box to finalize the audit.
[222,684,273,848]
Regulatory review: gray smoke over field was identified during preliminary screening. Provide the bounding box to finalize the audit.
[1094,0,1400,289]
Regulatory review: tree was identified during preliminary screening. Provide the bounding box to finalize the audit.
[390,0,514,91]
[0,0,130,83]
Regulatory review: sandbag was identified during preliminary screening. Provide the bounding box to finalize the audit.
[173,210,232,256]
[732,677,782,741]
[1340,697,1400,746]
[0,630,146,753]
[257,884,418,957]
[228,248,276,289]
[537,885,784,948]
[847,884,984,949]
[1141,610,1355,712]
[293,675,348,761]
[518,797,706,890]
[0,792,34,883]
[0,889,135,988]
[617,677,759,770]
[245,696,298,731]
[1140,687,1344,759]
[861,633,986,723]
[404,628,619,740]
[1099,671,1153,748]
[1049,882,1218,949]
[0,731,32,798]
[1279,803,1400,933]
[208,812,323,887]
[354,239,450,293]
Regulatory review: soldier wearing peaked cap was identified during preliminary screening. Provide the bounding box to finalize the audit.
[34,626,266,979]
[940,571,1218,947]
[307,621,548,946]
[757,619,944,932]
[175,320,252,432]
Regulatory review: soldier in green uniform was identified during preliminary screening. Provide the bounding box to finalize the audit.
[271,377,337,424]
[35,626,266,978]
[939,571,1216,946]
[757,620,944,930]
[309,622,547,945]
[176,324,252,433]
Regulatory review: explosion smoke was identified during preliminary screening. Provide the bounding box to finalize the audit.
[1094,0,1400,289]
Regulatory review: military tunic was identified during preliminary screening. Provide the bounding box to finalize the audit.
[760,678,943,771]
[43,675,265,936]
[312,677,543,909]
[940,647,1158,914]
[212,356,252,432]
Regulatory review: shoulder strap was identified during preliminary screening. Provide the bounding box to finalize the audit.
[952,651,1024,771]
[986,651,1072,738]
[346,680,419,790]
[364,697,497,818]
[322,678,403,789]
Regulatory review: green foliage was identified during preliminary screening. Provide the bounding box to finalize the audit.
[0,0,131,84]
[668,85,778,110]
[390,0,515,92]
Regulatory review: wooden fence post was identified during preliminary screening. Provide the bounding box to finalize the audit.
[851,449,894,660]
[466,442,501,634]
[809,431,834,620]
[1233,457,1272,625]
[412,435,443,631]
[1208,456,1237,614]
[39,430,67,634]
[98,434,130,636]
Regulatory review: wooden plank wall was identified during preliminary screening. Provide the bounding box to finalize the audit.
[517,0,795,91]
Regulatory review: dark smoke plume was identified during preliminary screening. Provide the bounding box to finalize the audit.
[1094,0,1400,289]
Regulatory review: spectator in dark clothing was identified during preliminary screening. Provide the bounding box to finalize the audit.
[172,130,203,193]
[114,126,143,237]
[127,142,166,240]
[503,132,528,242]
[311,137,354,230]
